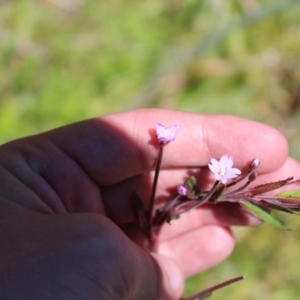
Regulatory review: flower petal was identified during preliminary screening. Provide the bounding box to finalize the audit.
[208,154,241,183]
[156,123,179,145]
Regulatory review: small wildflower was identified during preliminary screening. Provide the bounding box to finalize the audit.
[177,185,187,196]
[208,154,241,184]
[156,123,179,146]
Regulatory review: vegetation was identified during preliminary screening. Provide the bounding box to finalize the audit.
[1,0,300,298]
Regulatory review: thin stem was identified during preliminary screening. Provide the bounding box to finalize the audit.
[173,199,197,212]
[226,170,254,188]
[153,194,181,227]
[178,181,220,215]
[181,276,244,300]
[148,146,164,231]
[224,179,252,197]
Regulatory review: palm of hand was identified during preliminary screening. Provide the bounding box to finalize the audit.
[0,110,298,300]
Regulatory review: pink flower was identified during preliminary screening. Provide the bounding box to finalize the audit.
[156,123,179,145]
[177,185,187,196]
[208,154,241,184]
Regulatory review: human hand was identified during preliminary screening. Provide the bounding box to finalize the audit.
[0,109,299,299]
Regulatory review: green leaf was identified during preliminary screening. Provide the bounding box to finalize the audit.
[240,201,290,230]
[278,189,300,198]
[166,212,180,224]
[183,176,200,200]
[261,201,300,215]
[210,183,226,202]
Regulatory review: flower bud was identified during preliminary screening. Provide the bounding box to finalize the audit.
[156,123,179,146]
[177,185,187,196]
[248,172,257,182]
[250,158,260,170]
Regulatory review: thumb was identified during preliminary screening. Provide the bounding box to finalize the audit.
[152,254,185,300]
[130,245,184,300]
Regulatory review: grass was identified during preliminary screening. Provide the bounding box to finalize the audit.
[1,0,300,299]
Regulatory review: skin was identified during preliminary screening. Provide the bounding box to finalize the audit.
[0,109,299,300]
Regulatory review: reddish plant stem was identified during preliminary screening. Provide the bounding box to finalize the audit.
[153,194,181,227]
[224,179,252,197]
[178,181,220,215]
[148,223,164,252]
[181,276,244,300]
[148,146,164,230]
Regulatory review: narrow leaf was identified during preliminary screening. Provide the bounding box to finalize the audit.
[210,183,226,202]
[132,192,148,231]
[262,197,300,209]
[166,212,180,224]
[133,192,145,211]
[278,189,300,198]
[184,176,201,200]
[250,177,293,196]
[240,201,290,230]
[261,200,300,215]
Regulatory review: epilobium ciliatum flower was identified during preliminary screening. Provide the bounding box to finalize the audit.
[208,154,242,184]
[156,123,179,146]
[133,123,300,300]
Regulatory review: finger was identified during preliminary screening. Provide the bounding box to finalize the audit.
[120,201,259,248]
[151,254,184,300]
[0,142,104,214]
[158,204,260,243]
[35,109,288,184]
[158,225,235,278]
[129,246,184,300]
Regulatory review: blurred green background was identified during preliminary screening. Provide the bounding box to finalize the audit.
[1,0,300,299]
